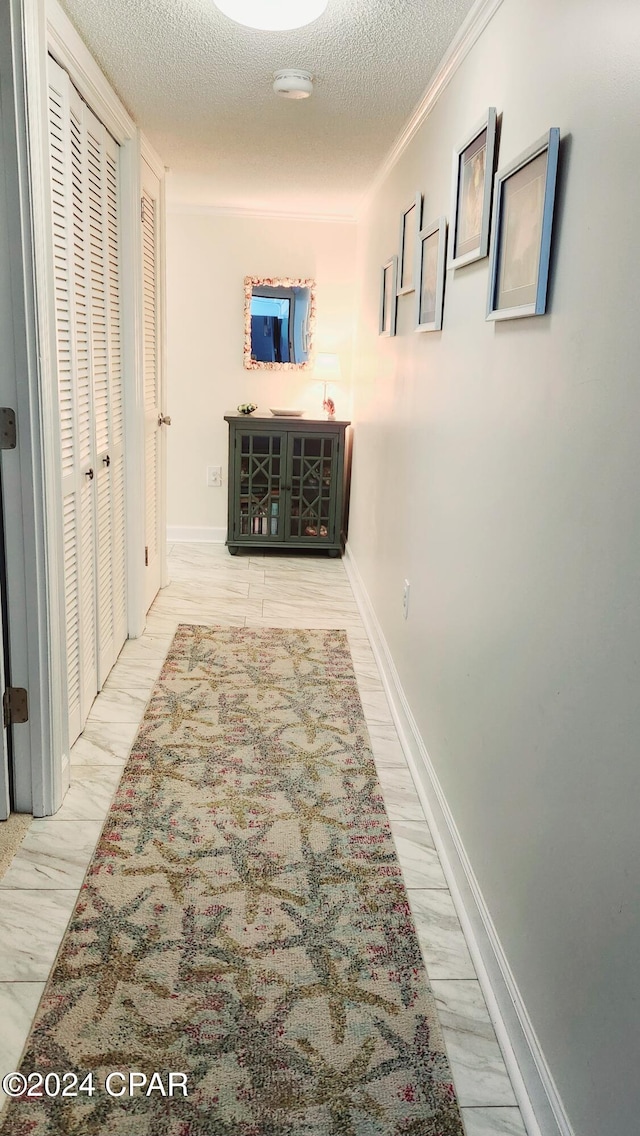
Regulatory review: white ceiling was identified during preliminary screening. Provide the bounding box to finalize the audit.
[58,0,476,217]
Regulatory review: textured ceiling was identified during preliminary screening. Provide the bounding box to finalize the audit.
[58,0,476,217]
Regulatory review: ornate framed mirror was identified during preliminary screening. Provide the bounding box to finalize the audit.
[243,276,316,370]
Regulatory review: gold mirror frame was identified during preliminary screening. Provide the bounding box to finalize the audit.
[243,275,316,371]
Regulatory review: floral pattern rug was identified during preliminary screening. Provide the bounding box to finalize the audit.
[1,625,464,1135]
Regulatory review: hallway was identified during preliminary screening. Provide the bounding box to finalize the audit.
[0,544,525,1135]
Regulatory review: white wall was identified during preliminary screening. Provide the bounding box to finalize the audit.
[348,1,640,1134]
[165,210,356,536]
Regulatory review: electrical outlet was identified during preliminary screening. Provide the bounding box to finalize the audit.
[402,579,410,620]
[207,465,222,487]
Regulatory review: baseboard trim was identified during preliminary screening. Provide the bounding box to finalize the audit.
[167,526,226,544]
[343,544,575,1136]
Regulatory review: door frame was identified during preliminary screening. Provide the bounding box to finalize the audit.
[10,0,164,813]
[0,0,64,815]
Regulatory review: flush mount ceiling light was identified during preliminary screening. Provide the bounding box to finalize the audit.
[273,69,313,99]
[214,0,328,31]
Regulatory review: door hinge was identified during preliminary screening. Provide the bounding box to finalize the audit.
[0,408,17,450]
[145,545,149,566]
[3,687,28,727]
[140,196,145,223]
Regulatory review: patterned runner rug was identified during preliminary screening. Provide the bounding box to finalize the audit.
[1,625,464,1136]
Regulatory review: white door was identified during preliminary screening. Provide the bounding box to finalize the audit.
[141,159,165,611]
[84,103,127,687]
[47,56,127,743]
[0,509,9,820]
[48,57,97,743]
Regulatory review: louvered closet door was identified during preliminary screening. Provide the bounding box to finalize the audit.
[48,57,97,743]
[141,160,163,611]
[47,56,127,744]
[84,103,126,686]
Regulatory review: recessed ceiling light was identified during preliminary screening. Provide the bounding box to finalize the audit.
[213,0,329,31]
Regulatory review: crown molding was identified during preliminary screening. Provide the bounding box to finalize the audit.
[359,0,505,215]
[166,201,356,225]
[140,133,166,178]
[45,0,135,142]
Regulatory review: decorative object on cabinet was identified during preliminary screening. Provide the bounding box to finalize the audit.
[224,415,351,556]
[237,402,258,414]
[314,352,341,420]
[415,216,447,332]
[398,192,422,294]
[269,408,304,417]
[448,107,498,269]
[486,128,560,321]
[379,255,398,337]
[244,276,315,370]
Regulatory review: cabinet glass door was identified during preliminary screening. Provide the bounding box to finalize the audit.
[237,431,283,540]
[286,434,338,543]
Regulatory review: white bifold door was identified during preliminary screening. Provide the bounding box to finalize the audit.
[47,55,127,745]
[141,159,164,611]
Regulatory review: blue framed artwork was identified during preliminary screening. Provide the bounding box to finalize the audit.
[415,216,447,333]
[379,255,398,336]
[486,128,560,321]
[448,107,497,269]
[397,192,422,294]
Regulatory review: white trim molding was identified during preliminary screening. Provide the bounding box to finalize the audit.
[1,0,58,814]
[4,0,68,815]
[166,202,356,225]
[167,527,226,544]
[360,0,505,214]
[45,0,135,139]
[344,542,576,1136]
[140,134,165,178]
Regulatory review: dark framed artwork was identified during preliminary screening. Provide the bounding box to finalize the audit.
[486,127,560,320]
[397,192,422,294]
[379,255,398,337]
[448,107,497,269]
[415,216,447,333]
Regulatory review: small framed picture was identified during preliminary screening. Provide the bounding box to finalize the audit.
[398,192,422,293]
[448,108,497,269]
[379,255,398,337]
[415,217,447,333]
[486,127,560,321]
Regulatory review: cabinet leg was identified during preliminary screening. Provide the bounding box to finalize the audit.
[228,545,239,556]
[328,548,341,558]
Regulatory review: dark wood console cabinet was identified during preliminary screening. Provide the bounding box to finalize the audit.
[224,415,351,556]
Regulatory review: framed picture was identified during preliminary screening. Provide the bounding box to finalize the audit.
[448,108,497,269]
[398,192,422,293]
[486,128,560,321]
[415,217,447,333]
[379,255,398,337]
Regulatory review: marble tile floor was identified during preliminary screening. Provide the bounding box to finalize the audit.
[0,543,527,1136]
